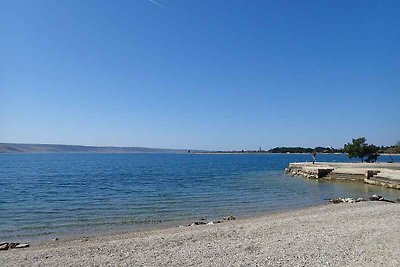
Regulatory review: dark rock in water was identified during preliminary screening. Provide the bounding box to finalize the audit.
[0,243,9,250]
[15,243,29,249]
[370,194,382,201]
[223,215,236,221]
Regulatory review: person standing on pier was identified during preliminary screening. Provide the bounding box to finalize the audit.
[312,152,317,164]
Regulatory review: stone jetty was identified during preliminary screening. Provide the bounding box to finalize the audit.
[285,162,400,189]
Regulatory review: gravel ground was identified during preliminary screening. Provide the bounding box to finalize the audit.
[1,202,400,266]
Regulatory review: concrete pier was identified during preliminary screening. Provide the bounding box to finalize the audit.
[285,162,400,189]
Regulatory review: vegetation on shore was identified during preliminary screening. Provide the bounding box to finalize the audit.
[198,139,400,156]
[343,137,380,163]
[267,146,342,154]
[198,147,342,154]
[384,140,400,154]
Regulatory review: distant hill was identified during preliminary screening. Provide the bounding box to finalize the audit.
[0,143,194,154]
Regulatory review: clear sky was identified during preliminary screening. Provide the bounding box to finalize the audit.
[1,0,399,150]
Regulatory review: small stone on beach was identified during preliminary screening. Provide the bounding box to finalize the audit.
[191,221,207,226]
[342,198,355,203]
[0,242,29,250]
[223,215,236,221]
[15,243,29,249]
[330,198,343,204]
[8,243,19,249]
[370,194,383,201]
[330,197,360,204]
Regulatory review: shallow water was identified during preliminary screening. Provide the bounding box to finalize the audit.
[1,153,399,241]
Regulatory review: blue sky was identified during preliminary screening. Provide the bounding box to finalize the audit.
[1,0,399,150]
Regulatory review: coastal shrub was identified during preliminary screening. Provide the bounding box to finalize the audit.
[343,137,380,163]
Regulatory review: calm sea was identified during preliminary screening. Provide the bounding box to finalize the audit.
[1,153,400,241]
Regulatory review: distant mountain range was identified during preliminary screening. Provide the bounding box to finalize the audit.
[0,143,195,154]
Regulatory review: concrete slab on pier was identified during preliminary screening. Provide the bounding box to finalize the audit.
[285,162,400,189]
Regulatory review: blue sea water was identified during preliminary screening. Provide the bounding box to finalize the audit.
[1,153,400,241]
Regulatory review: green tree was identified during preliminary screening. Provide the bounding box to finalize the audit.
[343,137,380,162]
[396,141,400,154]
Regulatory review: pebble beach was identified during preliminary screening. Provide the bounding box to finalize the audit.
[1,201,399,266]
